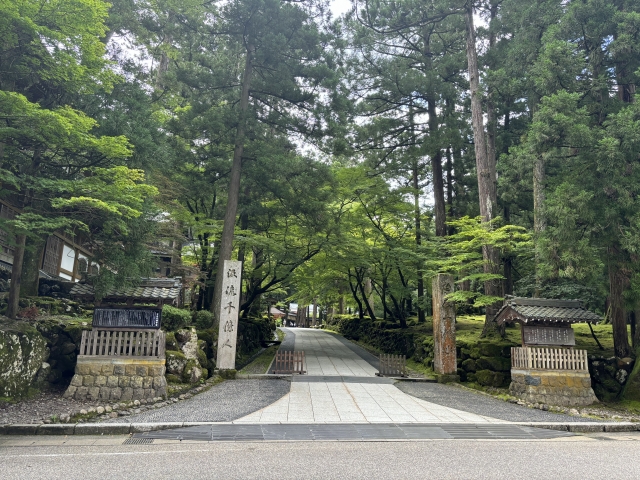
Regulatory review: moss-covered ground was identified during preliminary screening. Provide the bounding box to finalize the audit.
[238,329,286,375]
[396,314,616,357]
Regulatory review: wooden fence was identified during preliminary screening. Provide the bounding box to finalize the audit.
[79,329,165,358]
[273,351,306,374]
[511,346,588,372]
[377,354,407,377]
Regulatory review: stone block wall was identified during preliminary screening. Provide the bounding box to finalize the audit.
[64,358,167,402]
[510,369,598,406]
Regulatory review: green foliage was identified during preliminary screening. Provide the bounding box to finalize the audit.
[433,216,533,307]
[193,310,214,330]
[162,306,192,331]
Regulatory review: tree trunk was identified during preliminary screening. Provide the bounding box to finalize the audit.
[410,101,426,324]
[486,2,498,180]
[312,301,318,326]
[631,310,640,350]
[533,155,546,296]
[358,273,376,321]
[211,44,254,324]
[348,273,364,321]
[609,263,631,358]
[364,277,375,317]
[446,146,453,213]
[465,2,503,336]
[503,200,514,295]
[413,159,426,324]
[426,100,446,237]
[20,236,46,296]
[6,234,27,319]
[422,30,446,236]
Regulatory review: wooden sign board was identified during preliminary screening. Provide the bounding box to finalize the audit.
[93,308,161,329]
[523,326,575,346]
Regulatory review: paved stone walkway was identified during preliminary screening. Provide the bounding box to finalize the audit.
[235,328,502,424]
[106,380,290,423]
[294,329,378,376]
[103,328,593,426]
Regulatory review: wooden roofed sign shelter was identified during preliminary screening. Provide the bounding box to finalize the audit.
[63,278,183,402]
[494,297,599,406]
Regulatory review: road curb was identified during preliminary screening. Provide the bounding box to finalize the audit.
[511,422,639,433]
[235,374,292,380]
[0,422,191,436]
[1,421,638,436]
[392,377,437,383]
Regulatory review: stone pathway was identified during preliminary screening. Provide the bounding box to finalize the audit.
[235,328,502,424]
[106,380,290,423]
[292,329,377,376]
[101,328,595,426]
[235,380,499,424]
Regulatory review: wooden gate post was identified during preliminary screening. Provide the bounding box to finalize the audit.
[432,274,459,382]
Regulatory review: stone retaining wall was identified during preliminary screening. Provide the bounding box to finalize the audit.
[64,357,167,402]
[510,369,598,406]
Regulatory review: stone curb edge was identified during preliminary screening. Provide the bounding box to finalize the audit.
[1,421,638,436]
[235,374,292,380]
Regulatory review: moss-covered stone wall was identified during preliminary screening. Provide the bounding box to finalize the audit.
[0,319,49,398]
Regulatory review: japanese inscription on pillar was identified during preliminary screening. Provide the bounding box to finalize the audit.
[216,260,242,370]
[432,274,457,376]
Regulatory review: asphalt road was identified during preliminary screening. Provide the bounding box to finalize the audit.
[2,433,640,479]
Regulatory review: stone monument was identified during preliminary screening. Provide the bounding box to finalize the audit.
[432,273,459,382]
[216,260,242,371]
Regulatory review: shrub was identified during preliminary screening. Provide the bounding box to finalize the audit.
[193,310,214,330]
[162,305,192,331]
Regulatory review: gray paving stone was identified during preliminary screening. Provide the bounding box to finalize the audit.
[396,381,603,423]
[104,379,290,423]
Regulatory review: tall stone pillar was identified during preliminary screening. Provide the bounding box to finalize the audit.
[216,260,242,371]
[432,274,459,382]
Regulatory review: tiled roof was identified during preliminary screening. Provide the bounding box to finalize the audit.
[70,278,182,302]
[494,297,601,324]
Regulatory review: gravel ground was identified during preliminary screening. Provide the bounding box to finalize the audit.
[0,385,104,424]
[106,379,291,423]
[396,381,602,422]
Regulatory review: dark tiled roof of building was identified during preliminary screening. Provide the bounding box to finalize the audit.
[494,297,601,324]
[70,278,182,302]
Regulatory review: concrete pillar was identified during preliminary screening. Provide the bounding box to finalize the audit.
[432,274,458,382]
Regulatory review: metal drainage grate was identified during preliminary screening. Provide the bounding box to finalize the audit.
[123,437,154,445]
[133,423,574,442]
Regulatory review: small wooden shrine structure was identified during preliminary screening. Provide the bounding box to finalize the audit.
[494,296,599,406]
[70,277,183,308]
[63,278,182,402]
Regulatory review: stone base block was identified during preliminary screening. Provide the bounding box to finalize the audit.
[509,369,598,407]
[64,357,167,402]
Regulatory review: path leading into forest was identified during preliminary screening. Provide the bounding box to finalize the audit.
[111,327,597,428]
[237,328,499,424]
